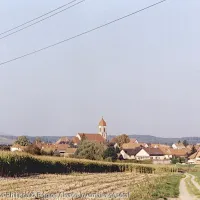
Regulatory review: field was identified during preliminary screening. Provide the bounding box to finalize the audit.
[0,151,182,200]
[0,172,149,200]
[0,151,178,176]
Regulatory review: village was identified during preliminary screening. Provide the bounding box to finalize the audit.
[7,117,200,165]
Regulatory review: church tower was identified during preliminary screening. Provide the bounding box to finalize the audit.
[98,117,107,140]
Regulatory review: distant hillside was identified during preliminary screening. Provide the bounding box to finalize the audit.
[0,135,16,145]
[0,135,73,145]
[0,134,200,145]
[127,135,200,145]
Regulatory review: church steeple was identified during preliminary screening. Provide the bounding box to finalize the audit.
[98,117,107,140]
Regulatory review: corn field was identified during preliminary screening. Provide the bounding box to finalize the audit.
[0,151,177,177]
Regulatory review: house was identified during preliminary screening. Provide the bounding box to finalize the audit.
[159,146,173,159]
[55,144,70,156]
[145,147,165,160]
[72,117,107,145]
[188,150,200,164]
[122,143,141,149]
[170,149,189,158]
[129,138,138,144]
[138,143,148,148]
[10,144,26,152]
[172,143,185,149]
[120,147,165,160]
[55,137,69,144]
[64,148,77,157]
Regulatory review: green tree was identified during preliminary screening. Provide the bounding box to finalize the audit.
[115,146,120,153]
[190,145,197,155]
[183,140,189,147]
[115,134,130,147]
[69,140,75,148]
[14,136,31,146]
[34,137,42,143]
[75,140,105,160]
[103,146,117,161]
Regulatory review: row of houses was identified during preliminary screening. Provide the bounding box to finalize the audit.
[115,138,200,164]
[11,137,77,157]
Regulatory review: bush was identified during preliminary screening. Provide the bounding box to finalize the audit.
[24,144,41,155]
[103,146,117,161]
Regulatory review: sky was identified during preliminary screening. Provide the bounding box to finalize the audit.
[0,0,200,137]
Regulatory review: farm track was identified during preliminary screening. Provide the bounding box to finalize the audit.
[0,172,151,200]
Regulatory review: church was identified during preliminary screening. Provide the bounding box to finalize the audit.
[72,117,107,145]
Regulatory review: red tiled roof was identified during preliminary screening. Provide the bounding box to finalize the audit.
[170,149,189,156]
[99,117,106,126]
[110,137,117,143]
[79,133,105,143]
[130,138,137,143]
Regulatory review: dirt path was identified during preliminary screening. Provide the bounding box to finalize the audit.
[179,174,197,200]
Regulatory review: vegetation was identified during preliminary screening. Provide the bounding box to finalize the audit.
[75,140,105,160]
[24,144,41,155]
[191,171,200,185]
[34,137,42,143]
[183,139,189,147]
[185,174,200,198]
[171,157,186,164]
[190,145,197,155]
[0,145,11,151]
[14,136,31,146]
[129,174,182,200]
[103,146,118,161]
[115,134,130,147]
[0,151,160,177]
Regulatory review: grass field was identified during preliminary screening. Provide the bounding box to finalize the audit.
[129,174,182,200]
[191,171,200,185]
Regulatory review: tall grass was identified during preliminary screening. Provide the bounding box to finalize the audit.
[0,151,161,177]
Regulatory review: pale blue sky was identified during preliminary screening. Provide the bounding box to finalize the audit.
[0,0,199,137]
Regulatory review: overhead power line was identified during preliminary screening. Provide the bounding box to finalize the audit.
[0,0,167,66]
[0,0,86,40]
[0,0,82,36]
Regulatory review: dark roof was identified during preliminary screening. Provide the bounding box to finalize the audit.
[56,137,69,144]
[144,147,164,156]
[124,147,142,156]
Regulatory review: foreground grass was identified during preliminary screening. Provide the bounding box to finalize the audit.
[191,171,200,185]
[185,174,200,198]
[129,174,183,200]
